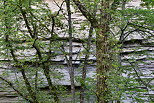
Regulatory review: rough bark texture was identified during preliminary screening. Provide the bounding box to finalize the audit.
[96,1,111,103]
[96,28,109,103]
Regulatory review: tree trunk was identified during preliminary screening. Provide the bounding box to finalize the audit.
[96,1,110,103]
[96,28,109,103]
[66,0,75,102]
[80,26,93,103]
[42,63,59,102]
[72,0,111,102]
[19,4,59,102]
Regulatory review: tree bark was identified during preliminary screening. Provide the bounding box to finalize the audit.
[19,4,59,102]
[66,0,75,102]
[96,1,110,103]
[3,1,38,102]
[72,0,111,103]
[80,26,93,103]
[96,28,109,103]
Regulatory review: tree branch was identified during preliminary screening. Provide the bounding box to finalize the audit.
[72,0,98,28]
[0,77,33,103]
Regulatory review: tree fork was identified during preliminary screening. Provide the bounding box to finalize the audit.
[19,3,59,102]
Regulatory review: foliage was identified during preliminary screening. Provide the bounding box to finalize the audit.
[141,0,154,8]
[0,0,154,103]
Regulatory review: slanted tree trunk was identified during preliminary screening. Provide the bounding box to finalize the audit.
[3,1,38,102]
[18,3,59,102]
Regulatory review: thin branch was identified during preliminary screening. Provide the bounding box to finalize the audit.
[128,22,154,31]
[0,77,33,103]
[72,0,98,28]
